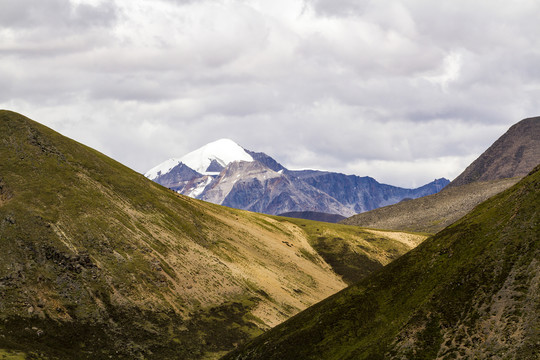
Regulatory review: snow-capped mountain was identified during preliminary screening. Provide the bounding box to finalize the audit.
[145,138,253,179]
[145,140,449,217]
[180,138,253,175]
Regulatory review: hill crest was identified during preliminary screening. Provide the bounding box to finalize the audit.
[448,116,540,187]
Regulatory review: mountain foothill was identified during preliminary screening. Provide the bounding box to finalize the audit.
[0,110,538,360]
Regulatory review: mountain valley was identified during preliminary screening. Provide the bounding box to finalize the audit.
[0,111,425,359]
[1,110,538,360]
[224,164,540,360]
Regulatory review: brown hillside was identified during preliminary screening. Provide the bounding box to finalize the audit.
[342,116,539,233]
[449,116,540,187]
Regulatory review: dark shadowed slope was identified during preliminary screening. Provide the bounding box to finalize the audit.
[224,165,540,360]
[342,116,539,233]
[277,211,346,223]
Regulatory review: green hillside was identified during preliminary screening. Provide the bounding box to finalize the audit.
[224,165,540,359]
[271,216,425,284]
[0,111,421,359]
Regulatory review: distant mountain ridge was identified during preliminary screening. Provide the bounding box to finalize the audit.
[278,211,346,223]
[146,140,449,216]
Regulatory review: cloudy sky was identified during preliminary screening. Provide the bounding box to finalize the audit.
[1,0,539,187]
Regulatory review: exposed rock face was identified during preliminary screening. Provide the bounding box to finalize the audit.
[148,146,449,217]
[295,171,449,213]
[151,162,202,189]
[245,149,286,172]
[220,168,350,216]
[449,116,540,187]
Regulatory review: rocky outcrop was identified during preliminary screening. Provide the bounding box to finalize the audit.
[221,171,351,216]
[152,162,202,189]
[295,171,449,213]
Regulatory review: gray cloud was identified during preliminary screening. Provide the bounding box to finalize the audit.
[1,0,539,187]
[0,0,117,29]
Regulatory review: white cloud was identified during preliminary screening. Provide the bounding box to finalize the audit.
[1,0,539,187]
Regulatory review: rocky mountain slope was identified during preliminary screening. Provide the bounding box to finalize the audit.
[224,164,540,360]
[341,177,520,233]
[0,111,425,359]
[449,116,540,187]
[343,116,540,233]
[292,170,449,213]
[147,141,448,217]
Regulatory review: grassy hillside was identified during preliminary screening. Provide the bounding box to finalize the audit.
[271,216,425,284]
[341,178,520,233]
[0,111,421,359]
[224,165,540,360]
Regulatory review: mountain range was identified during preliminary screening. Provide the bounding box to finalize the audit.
[146,139,449,217]
[342,116,540,233]
[0,110,425,359]
[1,110,538,359]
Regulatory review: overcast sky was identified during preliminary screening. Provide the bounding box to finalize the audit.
[1,0,539,187]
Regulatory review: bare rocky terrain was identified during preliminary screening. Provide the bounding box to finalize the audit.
[449,116,540,187]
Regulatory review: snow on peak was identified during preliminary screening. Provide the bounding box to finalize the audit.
[180,139,253,175]
[144,157,182,180]
[145,139,254,180]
